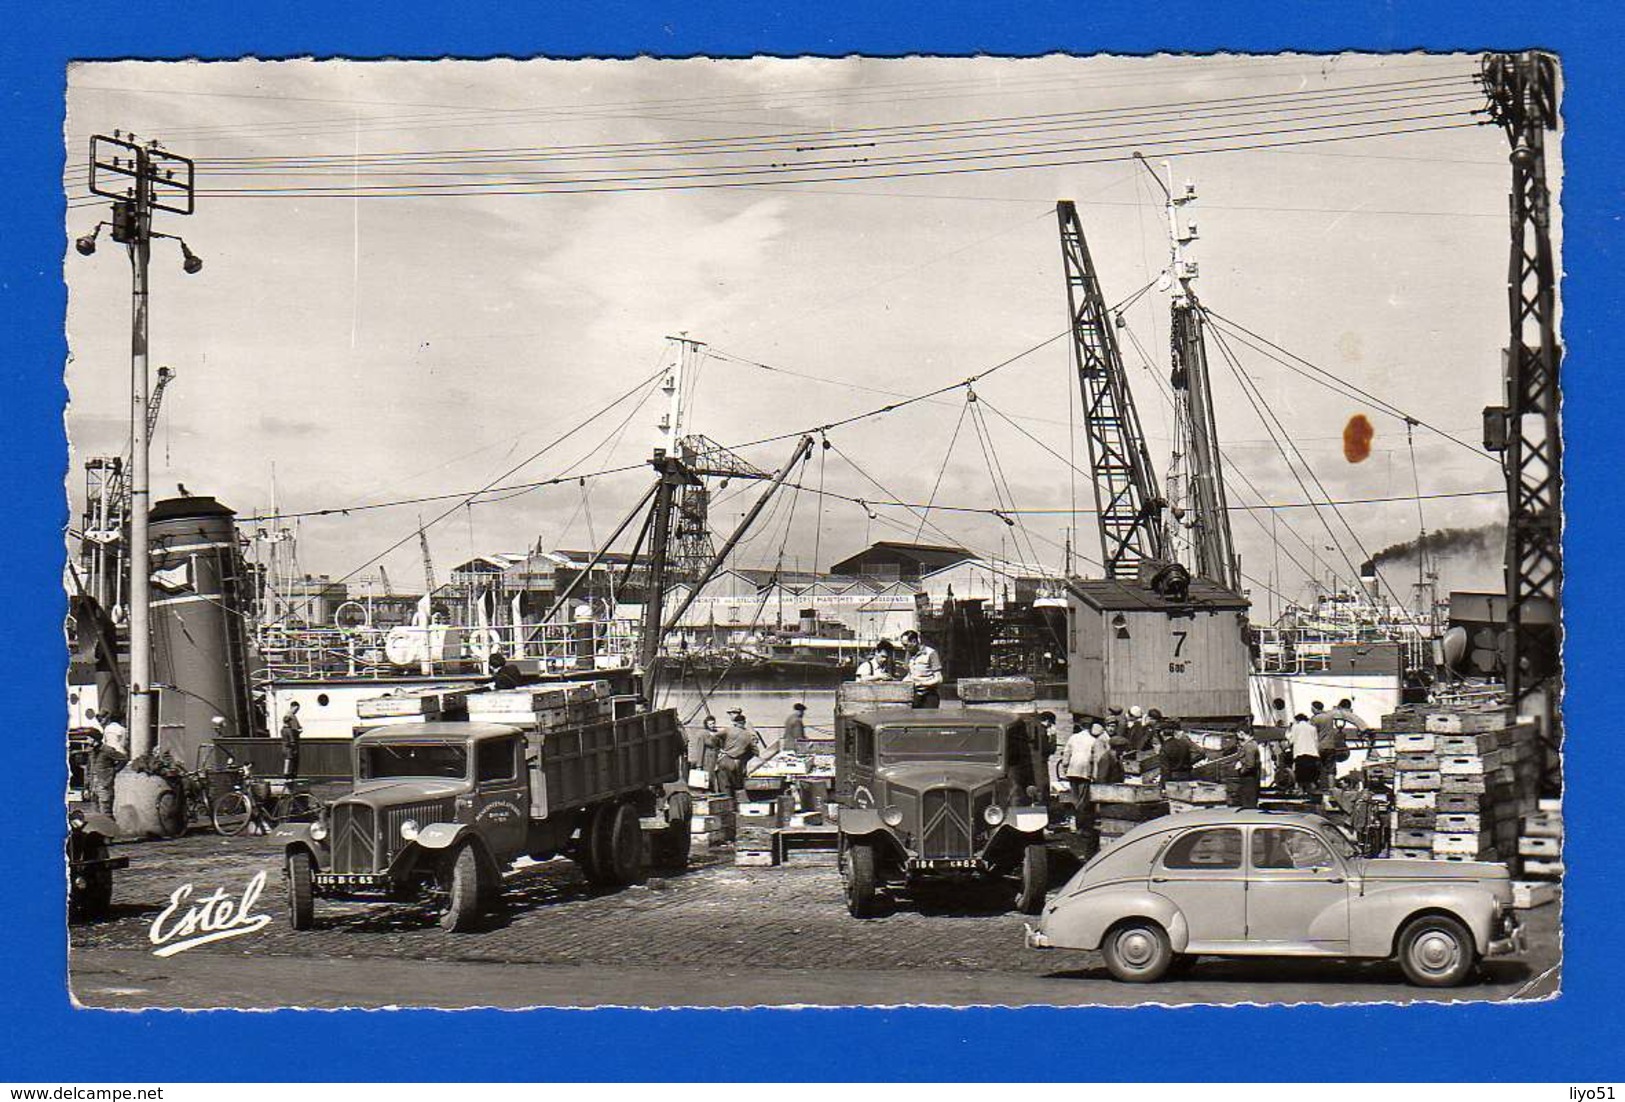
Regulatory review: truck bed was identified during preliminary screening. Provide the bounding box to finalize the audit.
[527,708,682,816]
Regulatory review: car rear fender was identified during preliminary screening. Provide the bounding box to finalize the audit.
[1350,886,1498,957]
[1040,884,1190,952]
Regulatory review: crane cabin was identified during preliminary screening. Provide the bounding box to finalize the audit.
[1065,575,1251,723]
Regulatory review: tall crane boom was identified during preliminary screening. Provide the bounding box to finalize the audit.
[1156,167,1240,592]
[1057,200,1167,579]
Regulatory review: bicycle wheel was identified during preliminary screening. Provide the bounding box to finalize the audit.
[271,792,320,827]
[211,790,255,836]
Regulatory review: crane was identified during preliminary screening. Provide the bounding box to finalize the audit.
[1056,200,1168,580]
[1151,165,1240,591]
[416,516,437,597]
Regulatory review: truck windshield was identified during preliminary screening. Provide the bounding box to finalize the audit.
[360,743,468,780]
[876,725,1001,763]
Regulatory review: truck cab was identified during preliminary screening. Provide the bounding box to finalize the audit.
[834,707,1051,918]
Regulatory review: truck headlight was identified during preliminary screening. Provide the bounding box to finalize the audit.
[400,819,419,842]
[881,806,904,828]
[309,820,328,841]
[984,805,1006,826]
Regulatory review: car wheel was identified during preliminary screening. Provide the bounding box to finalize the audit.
[1397,914,1476,987]
[285,850,315,931]
[440,844,486,932]
[70,837,115,922]
[844,843,880,918]
[1102,919,1174,983]
[1016,842,1049,915]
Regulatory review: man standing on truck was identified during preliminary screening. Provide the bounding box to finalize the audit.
[900,630,943,707]
[855,640,899,682]
[281,700,303,779]
[1058,719,1098,833]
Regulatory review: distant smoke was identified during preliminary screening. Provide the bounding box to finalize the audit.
[1359,523,1505,577]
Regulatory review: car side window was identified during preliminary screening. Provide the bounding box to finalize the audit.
[1162,827,1243,870]
[1252,827,1335,870]
[477,738,517,784]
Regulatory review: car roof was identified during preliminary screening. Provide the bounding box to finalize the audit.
[1116,807,1332,843]
[355,721,522,744]
[856,707,1025,727]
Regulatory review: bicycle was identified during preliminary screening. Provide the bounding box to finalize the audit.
[211,764,322,836]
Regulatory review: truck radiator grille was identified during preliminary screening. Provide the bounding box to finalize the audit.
[329,804,376,874]
[921,788,973,859]
[381,800,456,865]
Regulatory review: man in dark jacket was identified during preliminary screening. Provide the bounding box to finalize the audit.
[281,701,303,779]
[1159,722,1198,783]
[488,652,525,691]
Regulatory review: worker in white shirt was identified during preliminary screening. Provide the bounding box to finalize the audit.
[1288,713,1322,794]
[1058,720,1100,835]
[855,641,899,682]
[900,629,943,707]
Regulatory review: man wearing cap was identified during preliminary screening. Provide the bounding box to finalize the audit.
[1289,712,1322,794]
[1233,724,1262,809]
[1123,705,1152,754]
[1159,720,1198,783]
[716,710,759,798]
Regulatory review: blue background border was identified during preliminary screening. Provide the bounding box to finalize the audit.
[2,1,1620,1082]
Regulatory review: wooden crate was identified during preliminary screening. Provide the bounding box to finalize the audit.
[1165,780,1226,804]
[1436,832,1495,858]
[1518,836,1562,858]
[955,676,1037,703]
[1522,857,1564,880]
[1395,791,1437,810]
[1512,880,1559,909]
[1523,813,1563,839]
[734,850,777,868]
[1394,733,1436,753]
[1395,752,1439,772]
[1394,828,1435,849]
[1395,809,1437,830]
[1090,782,1165,804]
[1436,732,1499,755]
[1441,775,1488,794]
[1435,812,1483,833]
[1436,791,1490,813]
[1440,751,1502,775]
[1425,709,1511,734]
[1098,800,1169,822]
[1399,771,1442,792]
[1391,846,1432,861]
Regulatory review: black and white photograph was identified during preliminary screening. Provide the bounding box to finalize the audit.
[62,52,1562,1010]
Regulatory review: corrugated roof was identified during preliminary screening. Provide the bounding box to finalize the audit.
[1066,577,1250,612]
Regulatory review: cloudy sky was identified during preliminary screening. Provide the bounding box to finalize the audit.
[63,54,1538,616]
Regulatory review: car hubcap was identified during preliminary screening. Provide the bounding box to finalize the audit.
[1414,930,1461,974]
[1118,929,1156,968]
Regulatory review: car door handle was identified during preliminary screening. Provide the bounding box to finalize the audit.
[1151,876,1169,883]
[1324,877,1345,883]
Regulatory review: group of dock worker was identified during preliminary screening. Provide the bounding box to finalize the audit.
[1285,698,1368,794]
[852,630,944,707]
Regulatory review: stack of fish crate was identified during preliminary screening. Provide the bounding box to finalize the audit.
[957,676,1037,714]
[355,686,471,730]
[1388,708,1546,865]
[1089,782,1168,849]
[688,792,735,854]
[734,799,778,867]
[1165,779,1228,814]
[1517,797,1563,882]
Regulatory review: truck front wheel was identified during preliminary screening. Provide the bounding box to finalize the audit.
[844,842,880,918]
[286,850,315,931]
[440,843,486,932]
[1015,842,1049,915]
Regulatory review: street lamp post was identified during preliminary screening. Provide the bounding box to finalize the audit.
[78,133,198,758]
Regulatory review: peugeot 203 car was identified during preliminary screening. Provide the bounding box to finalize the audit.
[1026,808,1525,986]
